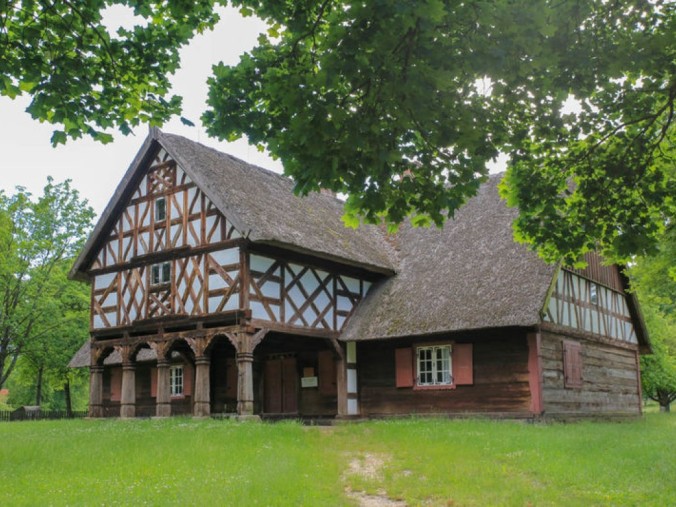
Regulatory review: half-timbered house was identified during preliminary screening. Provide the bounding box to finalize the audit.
[69,129,650,420]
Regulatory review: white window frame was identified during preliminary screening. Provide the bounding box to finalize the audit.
[416,345,452,386]
[155,197,167,222]
[169,365,184,396]
[151,261,171,286]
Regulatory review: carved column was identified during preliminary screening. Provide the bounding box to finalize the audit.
[236,351,255,416]
[155,360,171,417]
[193,355,211,417]
[119,346,136,418]
[89,365,104,418]
[227,329,268,420]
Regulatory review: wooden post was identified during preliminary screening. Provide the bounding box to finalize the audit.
[120,362,136,418]
[527,332,543,416]
[155,360,171,417]
[89,365,104,418]
[227,329,267,420]
[193,356,211,417]
[336,355,348,417]
[236,351,255,416]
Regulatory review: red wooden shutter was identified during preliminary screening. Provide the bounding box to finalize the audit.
[150,367,157,398]
[563,341,582,388]
[183,363,193,396]
[395,347,414,388]
[318,350,337,396]
[225,358,238,398]
[453,343,474,386]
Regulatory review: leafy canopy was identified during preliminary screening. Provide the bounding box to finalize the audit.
[0,179,94,389]
[630,227,676,410]
[3,1,675,264]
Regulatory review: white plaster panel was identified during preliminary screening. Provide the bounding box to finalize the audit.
[347,342,357,363]
[224,293,239,311]
[347,369,357,393]
[211,248,239,267]
[347,399,358,415]
[250,254,275,273]
[343,276,360,295]
[95,272,117,290]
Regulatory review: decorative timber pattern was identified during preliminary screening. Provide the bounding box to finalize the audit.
[543,269,637,344]
[89,148,243,330]
[90,148,240,270]
[92,249,241,329]
[248,254,372,331]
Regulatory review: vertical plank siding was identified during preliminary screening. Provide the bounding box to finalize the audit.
[539,330,640,416]
[544,269,637,344]
[358,333,532,416]
[571,252,624,292]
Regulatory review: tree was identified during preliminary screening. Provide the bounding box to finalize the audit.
[19,259,90,411]
[0,179,94,391]
[631,226,676,412]
[3,1,675,264]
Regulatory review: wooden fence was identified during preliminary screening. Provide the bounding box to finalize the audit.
[0,409,88,422]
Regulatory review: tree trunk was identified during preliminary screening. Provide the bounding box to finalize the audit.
[35,365,44,406]
[64,379,72,418]
[657,390,672,413]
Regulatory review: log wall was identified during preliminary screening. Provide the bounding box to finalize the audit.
[358,332,532,416]
[539,329,641,416]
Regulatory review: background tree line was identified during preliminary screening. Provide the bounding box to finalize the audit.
[0,179,93,412]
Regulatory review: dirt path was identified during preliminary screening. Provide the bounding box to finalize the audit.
[342,453,408,507]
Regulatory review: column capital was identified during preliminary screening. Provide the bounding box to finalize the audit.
[90,364,104,374]
[195,355,210,366]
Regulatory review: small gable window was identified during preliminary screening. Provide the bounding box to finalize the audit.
[155,197,166,222]
[170,365,184,396]
[151,262,171,286]
[589,282,598,305]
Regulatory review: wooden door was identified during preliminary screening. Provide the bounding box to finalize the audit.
[264,357,298,414]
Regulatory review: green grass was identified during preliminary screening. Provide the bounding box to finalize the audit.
[1,414,674,506]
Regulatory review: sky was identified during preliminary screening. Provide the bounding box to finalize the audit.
[0,6,282,217]
[0,5,507,220]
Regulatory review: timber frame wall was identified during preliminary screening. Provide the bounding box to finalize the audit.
[86,148,378,418]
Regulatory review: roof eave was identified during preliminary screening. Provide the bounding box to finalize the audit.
[68,129,161,281]
[252,238,396,276]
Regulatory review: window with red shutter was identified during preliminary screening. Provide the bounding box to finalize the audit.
[452,343,474,386]
[563,340,583,388]
[395,347,414,387]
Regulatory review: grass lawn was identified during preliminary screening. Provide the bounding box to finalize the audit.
[1,414,674,506]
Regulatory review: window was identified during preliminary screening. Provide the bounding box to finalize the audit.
[589,282,598,305]
[155,197,166,222]
[395,343,473,389]
[170,365,184,396]
[417,345,452,386]
[151,262,171,286]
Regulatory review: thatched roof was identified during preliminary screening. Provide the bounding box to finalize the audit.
[70,129,396,280]
[68,341,157,368]
[68,341,91,368]
[341,175,557,341]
